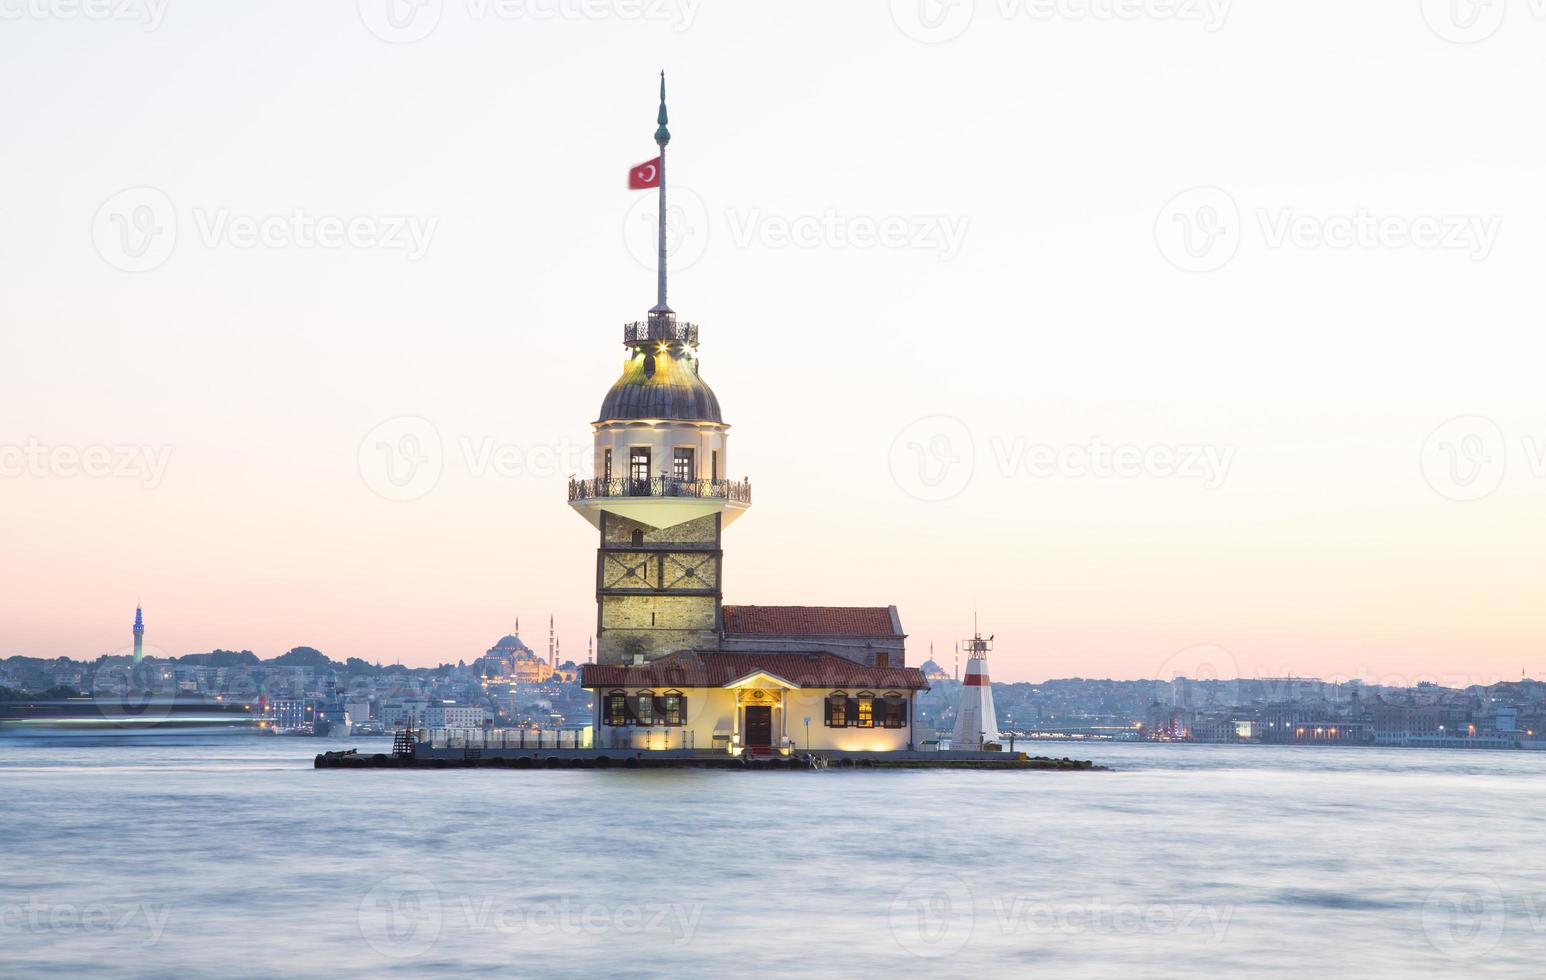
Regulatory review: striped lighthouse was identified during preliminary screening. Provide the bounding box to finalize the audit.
[951,627,998,749]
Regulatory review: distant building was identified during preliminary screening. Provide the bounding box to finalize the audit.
[425,702,486,728]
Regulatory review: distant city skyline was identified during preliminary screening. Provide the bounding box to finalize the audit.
[4,8,1545,681]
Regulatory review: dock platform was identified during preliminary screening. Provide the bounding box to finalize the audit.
[314,747,1105,771]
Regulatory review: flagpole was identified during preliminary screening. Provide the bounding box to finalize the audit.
[652,70,671,315]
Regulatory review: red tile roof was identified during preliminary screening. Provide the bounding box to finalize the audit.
[582,652,928,691]
[721,605,900,637]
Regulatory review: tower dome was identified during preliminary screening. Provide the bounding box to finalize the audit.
[598,340,722,423]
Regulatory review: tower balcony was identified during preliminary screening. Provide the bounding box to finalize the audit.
[567,477,751,531]
[624,318,699,347]
[569,477,750,504]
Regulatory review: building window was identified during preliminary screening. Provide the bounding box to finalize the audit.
[673,448,695,483]
[660,691,685,726]
[603,448,613,483]
[856,693,875,728]
[875,652,889,668]
[630,448,651,489]
[630,528,644,547]
[605,692,628,727]
[711,450,719,481]
[635,690,655,726]
[826,692,848,727]
[883,693,908,728]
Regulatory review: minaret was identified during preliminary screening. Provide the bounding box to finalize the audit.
[548,614,555,668]
[132,604,145,665]
[951,627,999,749]
[567,73,751,666]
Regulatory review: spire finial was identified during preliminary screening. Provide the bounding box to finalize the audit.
[650,71,673,315]
[655,70,670,146]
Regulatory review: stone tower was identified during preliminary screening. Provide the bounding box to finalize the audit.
[567,75,751,665]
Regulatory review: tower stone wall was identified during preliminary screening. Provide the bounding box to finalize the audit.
[595,511,722,665]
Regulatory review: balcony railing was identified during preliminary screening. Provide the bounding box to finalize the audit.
[569,477,751,504]
[624,319,699,345]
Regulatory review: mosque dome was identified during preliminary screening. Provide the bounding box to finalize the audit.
[489,633,535,657]
[598,348,723,424]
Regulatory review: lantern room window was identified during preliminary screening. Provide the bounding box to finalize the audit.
[673,448,695,482]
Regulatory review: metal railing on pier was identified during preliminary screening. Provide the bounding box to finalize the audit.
[421,728,593,750]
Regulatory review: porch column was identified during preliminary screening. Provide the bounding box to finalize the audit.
[908,690,918,751]
[590,689,601,748]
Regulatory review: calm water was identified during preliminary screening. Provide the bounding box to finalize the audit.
[2,737,1543,977]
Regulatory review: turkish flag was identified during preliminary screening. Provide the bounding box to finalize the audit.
[628,157,661,189]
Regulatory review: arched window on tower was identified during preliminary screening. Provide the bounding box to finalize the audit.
[630,529,644,547]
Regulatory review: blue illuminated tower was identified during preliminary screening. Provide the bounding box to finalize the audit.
[132,604,145,664]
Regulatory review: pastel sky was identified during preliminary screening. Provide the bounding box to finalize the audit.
[3,2,1544,683]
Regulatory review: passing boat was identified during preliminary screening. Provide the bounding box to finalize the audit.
[0,694,261,739]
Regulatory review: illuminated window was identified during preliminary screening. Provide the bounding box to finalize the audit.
[605,692,628,727]
[857,693,875,728]
[603,448,612,483]
[673,448,695,483]
[636,690,655,726]
[660,691,684,726]
[826,692,848,727]
[630,448,651,489]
